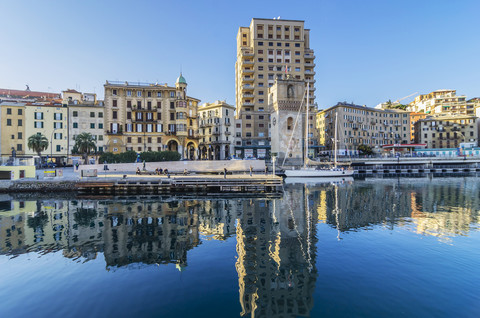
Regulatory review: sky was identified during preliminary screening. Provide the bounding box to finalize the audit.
[1,0,479,109]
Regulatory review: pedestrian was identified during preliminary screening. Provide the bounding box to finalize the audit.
[183,168,188,175]
[136,167,141,175]
[249,165,253,176]
[104,160,109,171]
[75,162,79,170]
[143,160,146,171]
[265,165,268,175]
[224,167,227,179]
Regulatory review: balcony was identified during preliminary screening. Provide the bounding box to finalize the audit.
[225,131,231,135]
[243,85,254,90]
[242,93,254,98]
[242,60,254,65]
[212,131,220,136]
[242,102,254,107]
[305,79,316,83]
[304,53,316,59]
[242,77,254,82]
[224,121,231,126]
[106,130,123,135]
[243,68,254,74]
[305,70,316,75]
[304,63,316,68]
[242,51,254,57]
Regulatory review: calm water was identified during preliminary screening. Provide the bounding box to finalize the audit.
[1,177,479,317]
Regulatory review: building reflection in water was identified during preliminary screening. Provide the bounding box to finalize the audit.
[1,178,480,315]
[235,187,318,318]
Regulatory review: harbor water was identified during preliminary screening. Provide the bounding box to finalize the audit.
[1,177,479,317]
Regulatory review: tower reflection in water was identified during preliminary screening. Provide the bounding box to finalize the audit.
[235,187,318,318]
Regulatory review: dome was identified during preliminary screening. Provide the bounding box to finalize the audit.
[176,73,187,84]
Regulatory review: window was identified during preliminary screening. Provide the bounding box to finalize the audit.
[295,67,301,72]
[127,112,131,120]
[6,108,11,114]
[170,102,175,109]
[98,112,103,118]
[17,144,22,151]
[246,132,252,137]
[295,43,300,47]
[137,101,142,109]
[170,92,175,98]
[127,90,132,96]
[112,100,117,107]
[258,41,263,46]
[126,124,133,133]
[147,101,152,109]
[112,89,117,96]
[6,119,11,126]
[72,111,78,117]
[137,124,143,133]
[54,133,62,139]
[127,100,132,108]
[137,91,142,97]
[73,122,78,128]
[170,113,175,120]
[90,123,95,129]
[157,113,161,120]
[54,122,63,129]
[157,101,161,108]
[157,124,163,132]
[268,42,273,46]
[157,92,162,97]
[90,112,95,117]
[56,145,61,152]
[99,123,103,129]
[35,112,43,120]
[11,134,14,139]
[277,42,281,47]
[258,66,263,71]
[113,111,117,119]
[147,91,151,97]
[34,121,43,128]
[54,113,62,120]
[98,136,103,141]
[258,49,263,54]
[18,132,22,139]
[18,119,22,126]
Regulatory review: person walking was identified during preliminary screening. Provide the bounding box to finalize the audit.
[224,167,227,179]
[265,165,268,175]
[249,165,253,177]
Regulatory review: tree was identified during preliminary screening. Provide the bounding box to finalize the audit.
[28,133,49,164]
[358,144,374,156]
[74,132,96,165]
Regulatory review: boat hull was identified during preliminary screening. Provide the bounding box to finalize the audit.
[284,168,354,178]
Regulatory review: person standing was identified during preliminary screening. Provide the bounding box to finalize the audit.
[224,167,227,179]
[249,165,253,177]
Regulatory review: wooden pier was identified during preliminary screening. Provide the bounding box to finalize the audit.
[75,175,283,195]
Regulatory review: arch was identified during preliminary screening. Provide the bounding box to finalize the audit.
[167,140,179,152]
[225,145,230,159]
[201,146,208,160]
[287,117,294,131]
[215,145,221,160]
[186,142,196,160]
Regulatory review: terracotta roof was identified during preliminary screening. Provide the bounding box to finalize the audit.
[0,88,61,99]
[63,89,81,93]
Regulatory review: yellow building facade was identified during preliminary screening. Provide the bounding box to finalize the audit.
[0,102,26,157]
[104,75,200,159]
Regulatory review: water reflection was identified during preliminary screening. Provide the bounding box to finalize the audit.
[1,178,480,317]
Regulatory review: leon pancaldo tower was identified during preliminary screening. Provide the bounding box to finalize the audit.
[269,78,306,165]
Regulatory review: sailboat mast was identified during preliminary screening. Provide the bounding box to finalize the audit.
[334,112,338,168]
[304,84,309,169]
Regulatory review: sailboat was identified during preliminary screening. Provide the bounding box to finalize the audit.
[284,86,354,178]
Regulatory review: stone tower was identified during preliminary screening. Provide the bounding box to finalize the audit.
[269,78,306,165]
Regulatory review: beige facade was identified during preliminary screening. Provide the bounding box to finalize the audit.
[0,102,26,157]
[408,89,474,116]
[24,102,69,162]
[235,18,316,159]
[317,103,411,155]
[63,90,105,155]
[414,114,478,148]
[197,101,235,160]
[103,75,200,159]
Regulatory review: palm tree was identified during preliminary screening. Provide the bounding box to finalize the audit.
[28,133,49,165]
[74,132,96,165]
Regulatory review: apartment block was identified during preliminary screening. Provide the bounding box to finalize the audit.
[197,100,235,160]
[317,103,411,155]
[103,74,200,159]
[408,89,474,115]
[24,102,69,163]
[0,102,26,157]
[235,18,316,159]
[63,89,105,156]
[414,114,478,148]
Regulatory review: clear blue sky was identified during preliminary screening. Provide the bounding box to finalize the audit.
[1,0,479,109]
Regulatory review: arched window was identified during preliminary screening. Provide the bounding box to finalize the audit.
[287,117,293,130]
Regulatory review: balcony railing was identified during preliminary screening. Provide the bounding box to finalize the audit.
[106,130,123,135]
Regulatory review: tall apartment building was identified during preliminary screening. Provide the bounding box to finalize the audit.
[408,89,475,116]
[103,74,200,159]
[414,114,478,148]
[235,18,316,159]
[62,89,105,156]
[197,100,235,160]
[317,103,411,155]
